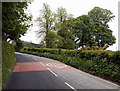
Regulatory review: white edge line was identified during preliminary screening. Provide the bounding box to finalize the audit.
[64,82,76,90]
[47,68,58,77]
[40,62,45,66]
[33,58,37,60]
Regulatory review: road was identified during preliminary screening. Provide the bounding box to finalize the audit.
[5,52,119,90]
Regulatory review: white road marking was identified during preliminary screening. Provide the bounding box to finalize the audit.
[33,58,37,60]
[46,63,67,68]
[54,63,67,68]
[40,62,45,66]
[64,82,76,91]
[46,63,53,67]
[47,68,58,77]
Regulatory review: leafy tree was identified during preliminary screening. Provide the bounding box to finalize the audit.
[36,3,55,33]
[36,3,55,47]
[39,40,46,48]
[88,7,116,47]
[55,7,68,23]
[54,7,75,49]
[72,7,116,48]
[22,41,41,48]
[44,31,63,48]
[54,7,73,31]
[15,39,23,51]
[2,2,32,42]
[72,15,96,48]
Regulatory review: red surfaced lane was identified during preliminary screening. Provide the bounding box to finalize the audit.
[13,61,74,72]
[13,62,47,72]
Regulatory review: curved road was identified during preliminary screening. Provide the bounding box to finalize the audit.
[5,52,119,90]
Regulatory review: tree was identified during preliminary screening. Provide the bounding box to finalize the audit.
[72,15,96,48]
[36,3,55,47]
[2,2,32,42]
[15,39,23,51]
[88,7,116,47]
[44,31,63,48]
[54,7,73,31]
[54,7,75,49]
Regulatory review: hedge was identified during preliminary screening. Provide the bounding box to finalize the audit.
[2,41,16,89]
[22,47,120,64]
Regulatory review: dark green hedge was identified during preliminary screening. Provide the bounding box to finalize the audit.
[2,41,16,88]
[22,47,120,64]
[21,47,120,84]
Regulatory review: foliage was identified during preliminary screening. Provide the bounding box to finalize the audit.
[72,9,116,48]
[55,7,75,49]
[44,31,63,48]
[15,39,23,51]
[102,44,109,50]
[73,15,96,48]
[88,7,115,25]
[2,2,32,42]
[2,41,16,88]
[80,45,108,50]
[36,3,55,48]
[36,5,116,49]
[21,47,120,65]
[54,7,73,31]
[36,5,75,49]
[22,41,41,48]
[88,7,116,47]
[36,3,54,33]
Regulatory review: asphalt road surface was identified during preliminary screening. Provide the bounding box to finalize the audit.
[5,52,119,90]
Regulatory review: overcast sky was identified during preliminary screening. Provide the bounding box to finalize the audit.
[20,0,119,51]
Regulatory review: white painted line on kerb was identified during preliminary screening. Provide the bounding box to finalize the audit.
[40,62,45,66]
[47,68,58,77]
[64,82,76,91]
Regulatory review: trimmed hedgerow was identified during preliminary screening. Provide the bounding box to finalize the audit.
[2,41,16,89]
[22,47,120,64]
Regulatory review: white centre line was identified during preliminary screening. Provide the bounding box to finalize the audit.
[64,82,76,91]
[47,68,58,77]
[40,62,45,66]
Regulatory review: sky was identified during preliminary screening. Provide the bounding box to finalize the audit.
[20,0,119,51]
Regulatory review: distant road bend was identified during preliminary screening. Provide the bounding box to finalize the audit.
[5,52,119,90]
